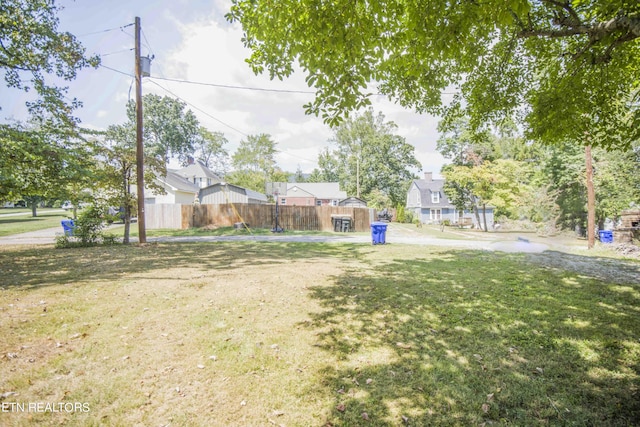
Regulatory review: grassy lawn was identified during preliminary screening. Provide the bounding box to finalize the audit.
[0,211,71,237]
[0,242,639,426]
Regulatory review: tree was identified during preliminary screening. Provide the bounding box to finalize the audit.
[0,123,95,217]
[324,109,420,205]
[293,166,306,183]
[436,117,494,166]
[192,127,230,175]
[227,0,640,150]
[594,143,640,225]
[309,148,340,183]
[125,94,200,166]
[97,124,164,244]
[1,0,99,127]
[228,133,280,192]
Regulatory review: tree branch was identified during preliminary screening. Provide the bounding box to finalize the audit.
[518,14,640,40]
[541,0,582,25]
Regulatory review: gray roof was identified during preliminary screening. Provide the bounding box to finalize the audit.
[175,161,221,182]
[286,182,347,200]
[413,178,454,208]
[161,170,200,193]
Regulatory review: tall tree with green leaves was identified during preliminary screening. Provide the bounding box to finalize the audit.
[227,0,640,150]
[593,143,640,224]
[192,127,230,175]
[125,94,199,166]
[1,0,100,126]
[228,133,281,192]
[324,109,420,205]
[97,124,164,243]
[309,147,340,183]
[0,123,95,216]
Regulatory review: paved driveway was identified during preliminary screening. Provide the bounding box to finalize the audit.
[0,223,553,253]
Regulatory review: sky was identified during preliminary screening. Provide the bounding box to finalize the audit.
[4,0,447,177]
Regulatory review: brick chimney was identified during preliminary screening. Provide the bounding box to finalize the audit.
[424,172,433,181]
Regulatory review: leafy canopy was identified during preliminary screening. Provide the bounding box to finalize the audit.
[227,0,640,149]
[1,0,99,126]
[321,108,421,205]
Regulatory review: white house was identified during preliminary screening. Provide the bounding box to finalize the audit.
[174,160,222,189]
[145,170,200,205]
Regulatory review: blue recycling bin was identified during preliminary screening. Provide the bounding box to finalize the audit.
[371,221,388,245]
[599,230,613,243]
[61,219,75,236]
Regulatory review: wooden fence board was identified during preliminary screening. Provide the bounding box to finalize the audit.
[145,203,375,232]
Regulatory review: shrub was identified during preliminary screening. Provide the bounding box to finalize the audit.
[55,203,109,249]
[395,204,406,223]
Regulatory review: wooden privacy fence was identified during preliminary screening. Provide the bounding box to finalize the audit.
[145,203,376,232]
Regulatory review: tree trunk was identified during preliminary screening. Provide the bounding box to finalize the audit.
[586,145,596,249]
[31,204,37,218]
[472,199,482,230]
[482,203,488,232]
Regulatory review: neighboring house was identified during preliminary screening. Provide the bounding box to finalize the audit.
[339,197,368,208]
[175,159,222,189]
[276,183,347,207]
[146,170,200,205]
[406,172,494,227]
[199,183,268,205]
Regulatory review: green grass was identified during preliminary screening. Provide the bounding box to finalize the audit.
[0,210,71,237]
[0,242,638,426]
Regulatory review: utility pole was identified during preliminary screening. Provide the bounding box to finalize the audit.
[135,16,147,243]
[586,145,595,249]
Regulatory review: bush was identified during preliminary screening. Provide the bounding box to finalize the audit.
[74,204,105,245]
[55,203,110,249]
[404,210,414,224]
[395,204,406,223]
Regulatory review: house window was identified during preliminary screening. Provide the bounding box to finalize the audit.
[331,200,338,206]
[431,191,440,203]
[414,189,420,205]
[316,200,322,206]
[430,209,442,221]
[281,198,286,205]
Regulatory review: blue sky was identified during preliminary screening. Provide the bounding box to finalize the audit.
[4,0,446,176]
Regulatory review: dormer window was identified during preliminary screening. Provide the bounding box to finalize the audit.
[431,191,440,203]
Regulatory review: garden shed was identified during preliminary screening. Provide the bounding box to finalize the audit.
[614,209,640,244]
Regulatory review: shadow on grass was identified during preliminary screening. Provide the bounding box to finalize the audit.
[306,250,640,426]
[0,241,357,290]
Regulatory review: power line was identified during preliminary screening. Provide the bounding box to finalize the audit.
[148,80,318,164]
[100,48,134,57]
[99,64,133,77]
[77,23,133,37]
[141,28,155,57]
[150,75,316,94]
[147,79,249,137]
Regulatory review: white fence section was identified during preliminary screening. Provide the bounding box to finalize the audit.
[145,204,183,229]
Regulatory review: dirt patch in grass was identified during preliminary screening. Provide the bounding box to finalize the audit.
[0,242,639,426]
